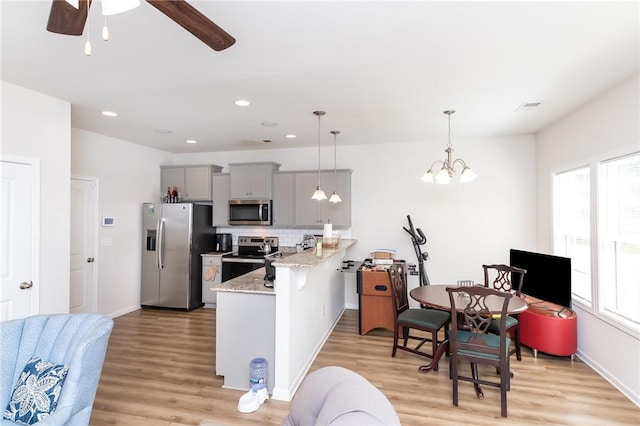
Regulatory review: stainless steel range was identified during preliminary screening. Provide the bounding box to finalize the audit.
[221,236,279,282]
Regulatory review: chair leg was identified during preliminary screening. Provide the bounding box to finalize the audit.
[514,326,522,361]
[431,330,439,372]
[451,356,458,407]
[392,325,399,357]
[500,361,510,417]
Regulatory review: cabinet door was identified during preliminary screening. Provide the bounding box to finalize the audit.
[161,167,185,198]
[184,166,212,200]
[321,170,351,227]
[294,172,323,226]
[230,164,273,199]
[212,174,230,226]
[247,165,273,199]
[202,255,222,305]
[273,173,294,226]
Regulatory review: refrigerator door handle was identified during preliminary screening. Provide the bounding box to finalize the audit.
[158,218,166,269]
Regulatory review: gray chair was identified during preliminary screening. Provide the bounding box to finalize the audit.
[1,313,113,425]
[282,366,400,426]
[388,263,450,370]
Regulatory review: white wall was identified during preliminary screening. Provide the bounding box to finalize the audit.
[174,134,536,286]
[1,81,71,314]
[71,129,171,316]
[536,73,640,406]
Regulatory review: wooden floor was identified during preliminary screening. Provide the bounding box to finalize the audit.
[91,308,639,425]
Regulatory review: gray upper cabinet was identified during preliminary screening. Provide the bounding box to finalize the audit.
[272,172,295,227]
[161,165,222,201]
[294,170,352,228]
[212,173,230,226]
[229,162,280,200]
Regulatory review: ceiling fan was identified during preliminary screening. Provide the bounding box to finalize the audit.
[46,0,236,51]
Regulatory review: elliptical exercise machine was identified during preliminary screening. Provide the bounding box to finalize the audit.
[403,215,431,287]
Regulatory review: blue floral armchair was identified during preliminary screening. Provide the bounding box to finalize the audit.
[1,314,113,425]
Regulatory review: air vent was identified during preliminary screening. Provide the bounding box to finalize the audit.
[516,102,541,111]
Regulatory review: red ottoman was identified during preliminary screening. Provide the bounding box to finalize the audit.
[520,296,577,359]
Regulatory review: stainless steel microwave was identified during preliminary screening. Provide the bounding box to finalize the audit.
[228,200,272,225]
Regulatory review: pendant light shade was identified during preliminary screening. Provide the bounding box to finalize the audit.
[329,130,342,203]
[311,111,327,200]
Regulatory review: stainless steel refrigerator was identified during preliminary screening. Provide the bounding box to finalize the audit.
[141,203,215,310]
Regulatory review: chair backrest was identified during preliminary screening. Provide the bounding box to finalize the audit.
[387,263,408,316]
[483,264,527,296]
[446,286,512,359]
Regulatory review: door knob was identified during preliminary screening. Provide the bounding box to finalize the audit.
[87,257,95,263]
[19,281,33,290]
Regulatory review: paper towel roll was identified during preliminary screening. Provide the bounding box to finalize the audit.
[323,223,333,238]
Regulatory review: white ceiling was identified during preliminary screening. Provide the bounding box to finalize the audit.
[1,1,638,153]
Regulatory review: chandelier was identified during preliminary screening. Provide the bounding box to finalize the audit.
[421,110,477,184]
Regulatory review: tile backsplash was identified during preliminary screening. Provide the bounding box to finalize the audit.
[214,226,352,247]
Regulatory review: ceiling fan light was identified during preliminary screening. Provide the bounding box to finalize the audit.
[329,192,342,203]
[102,0,141,16]
[312,187,327,201]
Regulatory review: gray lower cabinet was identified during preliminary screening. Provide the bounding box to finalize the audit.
[273,172,295,226]
[161,165,222,201]
[294,170,352,227]
[212,173,230,226]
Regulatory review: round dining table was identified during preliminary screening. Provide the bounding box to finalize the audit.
[409,284,528,398]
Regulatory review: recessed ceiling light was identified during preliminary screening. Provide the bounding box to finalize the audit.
[285,134,296,139]
[101,110,118,117]
[261,121,279,127]
[186,139,197,144]
[234,99,251,107]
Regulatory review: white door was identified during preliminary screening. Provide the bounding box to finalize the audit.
[70,178,97,313]
[0,158,38,321]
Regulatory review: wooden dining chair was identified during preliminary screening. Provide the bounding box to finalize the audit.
[483,264,527,361]
[387,264,450,370]
[446,285,513,417]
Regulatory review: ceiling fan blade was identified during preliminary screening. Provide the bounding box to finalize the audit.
[146,0,235,51]
[47,0,92,36]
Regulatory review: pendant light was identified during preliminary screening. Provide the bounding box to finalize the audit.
[329,130,342,203]
[311,111,328,200]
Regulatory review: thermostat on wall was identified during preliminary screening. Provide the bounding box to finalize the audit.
[102,217,115,227]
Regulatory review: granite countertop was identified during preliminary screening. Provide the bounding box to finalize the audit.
[272,239,357,268]
[213,239,357,294]
[214,267,274,295]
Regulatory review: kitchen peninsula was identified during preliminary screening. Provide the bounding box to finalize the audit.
[214,239,356,401]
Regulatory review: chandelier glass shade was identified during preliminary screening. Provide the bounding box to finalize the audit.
[311,111,327,200]
[329,130,342,203]
[422,110,477,184]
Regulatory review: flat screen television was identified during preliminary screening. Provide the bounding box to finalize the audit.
[509,249,572,308]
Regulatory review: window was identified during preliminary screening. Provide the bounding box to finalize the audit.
[553,167,591,303]
[553,152,640,333]
[598,154,640,327]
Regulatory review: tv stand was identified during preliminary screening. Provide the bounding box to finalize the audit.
[520,295,577,360]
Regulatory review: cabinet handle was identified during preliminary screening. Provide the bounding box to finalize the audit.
[374,285,388,292]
